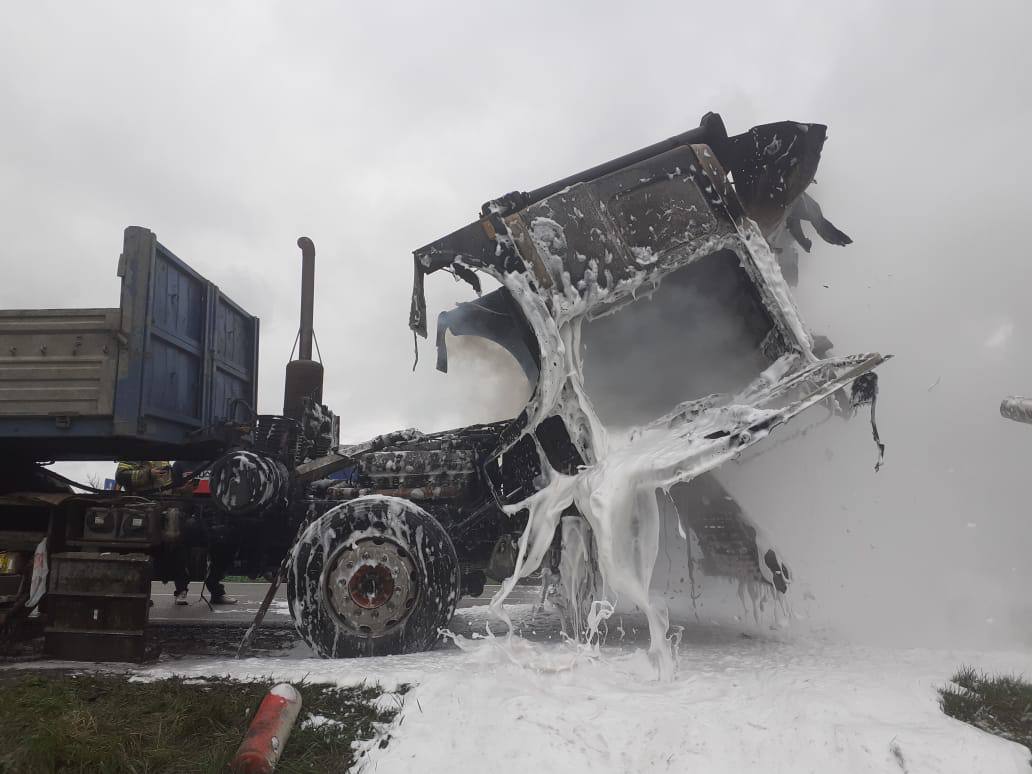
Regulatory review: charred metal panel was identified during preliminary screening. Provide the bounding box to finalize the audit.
[481,415,584,505]
[501,113,729,214]
[719,121,826,235]
[410,220,496,338]
[501,145,739,319]
[667,473,789,590]
[413,115,886,519]
[435,287,539,384]
[410,114,829,337]
[484,429,540,505]
[48,551,151,594]
[44,551,151,662]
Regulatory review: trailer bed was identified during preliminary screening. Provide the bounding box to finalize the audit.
[0,227,259,462]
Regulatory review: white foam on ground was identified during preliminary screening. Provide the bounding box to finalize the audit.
[134,625,1031,774]
[301,713,343,729]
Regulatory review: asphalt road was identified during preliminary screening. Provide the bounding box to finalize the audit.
[149,581,543,625]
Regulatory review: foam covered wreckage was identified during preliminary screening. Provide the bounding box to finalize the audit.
[411,113,888,674]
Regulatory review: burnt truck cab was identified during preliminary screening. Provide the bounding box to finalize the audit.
[0,112,887,663]
[284,113,888,658]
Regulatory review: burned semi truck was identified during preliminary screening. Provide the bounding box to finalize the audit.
[0,112,886,661]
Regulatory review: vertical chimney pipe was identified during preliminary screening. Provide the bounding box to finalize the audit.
[283,236,323,420]
[297,237,315,361]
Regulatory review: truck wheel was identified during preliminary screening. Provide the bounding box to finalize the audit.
[286,496,460,658]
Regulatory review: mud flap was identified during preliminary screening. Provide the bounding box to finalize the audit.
[25,537,47,609]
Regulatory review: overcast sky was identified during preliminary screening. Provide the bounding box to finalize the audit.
[2,1,1031,647]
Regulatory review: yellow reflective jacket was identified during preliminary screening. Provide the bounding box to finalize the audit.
[115,461,173,492]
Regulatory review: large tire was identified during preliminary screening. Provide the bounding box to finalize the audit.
[286,496,460,658]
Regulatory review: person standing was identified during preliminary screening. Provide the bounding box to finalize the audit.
[115,461,191,605]
[171,461,237,605]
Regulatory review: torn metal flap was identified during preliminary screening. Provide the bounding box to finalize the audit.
[409,257,428,338]
[434,287,540,385]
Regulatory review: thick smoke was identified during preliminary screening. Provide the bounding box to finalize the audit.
[580,244,805,620]
[435,330,532,425]
[582,250,772,431]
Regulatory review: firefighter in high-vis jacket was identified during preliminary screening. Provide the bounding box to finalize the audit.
[114,461,236,606]
[114,460,173,493]
[116,461,189,604]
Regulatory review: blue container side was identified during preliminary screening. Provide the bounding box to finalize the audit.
[1,226,259,461]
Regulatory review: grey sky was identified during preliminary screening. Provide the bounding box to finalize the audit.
[2,1,1031,646]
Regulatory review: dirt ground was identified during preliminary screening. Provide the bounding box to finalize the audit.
[0,620,300,664]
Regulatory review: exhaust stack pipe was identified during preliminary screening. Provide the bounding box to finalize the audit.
[298,236,316,360]
[283,236,324,421]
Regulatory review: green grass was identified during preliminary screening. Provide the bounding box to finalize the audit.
[939,666,1032,751]
[0,672,405,773]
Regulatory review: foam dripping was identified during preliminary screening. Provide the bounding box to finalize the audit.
[471,220,782,678]
[474,207,883,680]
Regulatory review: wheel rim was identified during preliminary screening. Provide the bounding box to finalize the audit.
[324,538,419,636]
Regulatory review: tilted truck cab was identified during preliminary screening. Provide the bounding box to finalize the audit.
[287,113,888,657]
